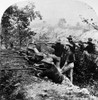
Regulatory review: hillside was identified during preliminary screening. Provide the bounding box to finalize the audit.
[30,21,98,47]
[1,0,98,99]
[0,50,98,100]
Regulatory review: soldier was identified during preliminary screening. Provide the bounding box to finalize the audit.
[61,35,76,83]
[84,38,95,54]
[78,40,85,52]
[66,35,76,63]
[52,38,64,57]
[27,42,47,56]
[52,38,65,69]
[27,42,72,84]
[26,42,46,63]
[83,38,95,61]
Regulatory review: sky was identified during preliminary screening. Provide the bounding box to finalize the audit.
[0,0,98,25]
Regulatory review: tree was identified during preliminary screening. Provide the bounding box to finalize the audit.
[79,15,98,30]
[1,3,42,49]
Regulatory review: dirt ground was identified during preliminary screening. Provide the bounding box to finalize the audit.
[0,49,98,100]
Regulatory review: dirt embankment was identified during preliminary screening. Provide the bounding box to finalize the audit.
[0,50,98,100]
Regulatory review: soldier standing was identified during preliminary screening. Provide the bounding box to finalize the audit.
[52,38,65,69]
[83,38,95,61]
[84,38,95,54]
[61,35,76,83]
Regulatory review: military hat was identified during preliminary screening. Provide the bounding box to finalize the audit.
[88,38,92,42]
[67,35,72,40]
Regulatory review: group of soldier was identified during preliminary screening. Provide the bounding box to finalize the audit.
[26,35,95,84]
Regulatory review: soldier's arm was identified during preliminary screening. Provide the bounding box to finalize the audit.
[33,47,47,58]
[48,54,60,61]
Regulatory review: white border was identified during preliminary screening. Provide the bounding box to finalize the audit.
[0,0,98,22]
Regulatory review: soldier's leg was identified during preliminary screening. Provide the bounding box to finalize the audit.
[61,62,74,83]
[62,62,74,73]
[62,75,74,86]
[70,68,73,83]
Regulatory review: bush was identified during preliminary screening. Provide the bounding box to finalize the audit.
[74,50,98,85]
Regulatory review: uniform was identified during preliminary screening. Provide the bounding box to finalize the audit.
[66,36,76,64]
[83,38,95,61]
[61,35,75,83]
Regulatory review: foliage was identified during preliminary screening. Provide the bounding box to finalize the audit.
[1,3,42,49]
[0,50,39,100]
[0,70,20,100]
[74,49,98,85]
[0,70,37,100]
[79,15,98,30]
